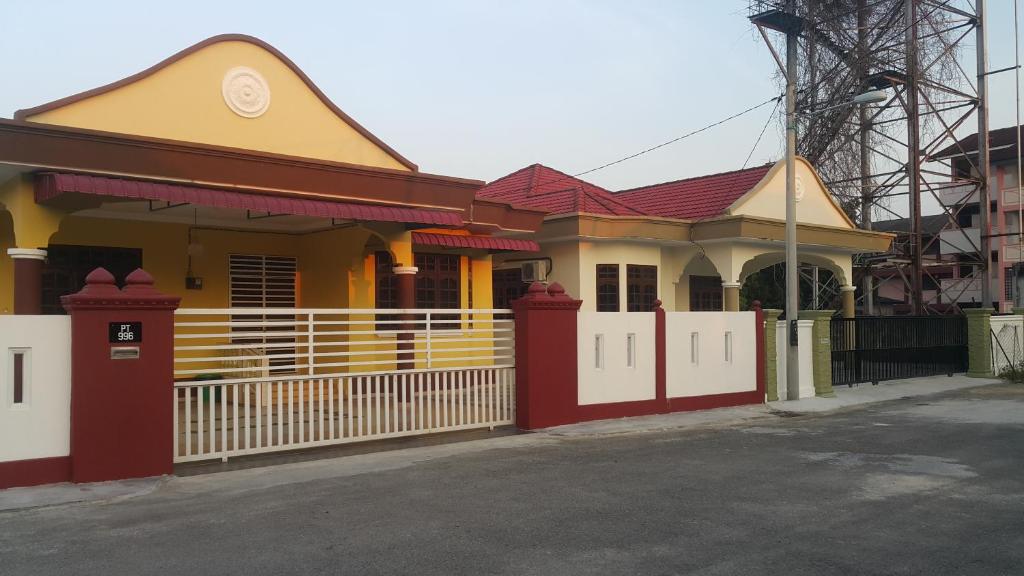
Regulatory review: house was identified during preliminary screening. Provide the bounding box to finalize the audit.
[481,159,893,317]
[933,125,1024,311]
[0,34,544,317]
[869,214,963,314]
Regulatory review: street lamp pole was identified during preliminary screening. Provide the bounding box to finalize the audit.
[785,27,800,400]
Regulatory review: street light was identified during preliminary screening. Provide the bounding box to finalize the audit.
[784,87,889,401]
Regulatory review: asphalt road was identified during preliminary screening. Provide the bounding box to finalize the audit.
[2,383,1023,575]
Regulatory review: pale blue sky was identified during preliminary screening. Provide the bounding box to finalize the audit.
[1,1,1021,195]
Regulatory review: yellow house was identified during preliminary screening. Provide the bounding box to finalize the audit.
[0,34,544,317]
[482,161,894,317]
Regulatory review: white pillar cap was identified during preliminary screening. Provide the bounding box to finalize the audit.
[6,248,47,261]
[392,266,418,275]
[721,281,741,288]
[839,285,857,292]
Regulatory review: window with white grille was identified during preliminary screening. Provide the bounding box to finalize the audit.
[229,255,297,308]
[229,255,298,374]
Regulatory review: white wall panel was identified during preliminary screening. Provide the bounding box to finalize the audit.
[577,312,656,405]
[0,315,71,462]
[665,311,757,398]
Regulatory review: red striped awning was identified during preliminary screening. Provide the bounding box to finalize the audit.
[35,172,464,227]
[412,231,539,252]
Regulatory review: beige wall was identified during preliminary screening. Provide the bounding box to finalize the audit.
[730,158,852,230]
[24,40,410,171]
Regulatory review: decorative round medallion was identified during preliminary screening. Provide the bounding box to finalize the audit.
[221,67,270,118]
[794,174,805,202]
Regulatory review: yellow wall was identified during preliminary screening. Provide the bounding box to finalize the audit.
[48,216,373,309]
[24,40,410,171]
[0,210,13,313]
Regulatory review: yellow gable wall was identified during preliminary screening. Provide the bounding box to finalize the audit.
[23,40,410,171]
[728,158,853,229]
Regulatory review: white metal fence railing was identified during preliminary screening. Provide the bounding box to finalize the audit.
[173,367,514,463]
[172,308,515,462]
[173,308,514,382]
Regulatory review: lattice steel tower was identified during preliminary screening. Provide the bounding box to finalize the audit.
[749,0,992,315]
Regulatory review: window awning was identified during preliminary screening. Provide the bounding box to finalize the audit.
[35,172,465,227]
[412,231,539,252]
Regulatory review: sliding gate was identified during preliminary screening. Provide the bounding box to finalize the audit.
[830,315,968,386]
[172,308,515,463]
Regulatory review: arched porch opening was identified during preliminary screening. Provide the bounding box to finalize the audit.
[738,251,855,316]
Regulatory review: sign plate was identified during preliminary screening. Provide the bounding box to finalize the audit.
[109,322,142,344]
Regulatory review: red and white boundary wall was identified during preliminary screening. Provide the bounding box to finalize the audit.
[513,282,765,430]
[2,274,766,490]
[0,268,179,489]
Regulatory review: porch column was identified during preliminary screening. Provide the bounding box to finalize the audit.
[722,281,741,312]
[6,248,47,314]
[840,285,856,318]
[393,265,418,370]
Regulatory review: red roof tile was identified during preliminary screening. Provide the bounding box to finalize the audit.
[614,164,773,220]
[412,232,539,252]
[37,172,464,226]
[476,164,646,217]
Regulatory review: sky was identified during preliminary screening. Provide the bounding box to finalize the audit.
[1,0,1022,199]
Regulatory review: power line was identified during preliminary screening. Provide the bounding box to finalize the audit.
[743,96,782,169]
[489,94,784,197]
[571,94,784,181]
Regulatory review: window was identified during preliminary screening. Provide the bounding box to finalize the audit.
[1006,267,1015,301]
[414,253,461,309]
[492,267,527,308]
[229,255,297,373]
[375,252,398,308]
[596,264,619,312]
[626,265,658,312]
[229,255,297,308]
[689,276,723,311]
[41,245,143,314]
[376,252,461,328]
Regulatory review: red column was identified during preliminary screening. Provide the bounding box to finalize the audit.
[7,248,47,314]
[511,282,582,430]
[393,265,418,370]
[61,268,180,483]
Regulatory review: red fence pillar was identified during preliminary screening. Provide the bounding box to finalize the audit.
[62,268,180,483]
[512,282,582,430]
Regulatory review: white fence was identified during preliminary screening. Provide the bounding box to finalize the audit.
[576,312,656,405]
[173,308,514,462]
[0,316,71,463]
[991,314,1024,375]
[666,312,756,398]
[173,367,513,463]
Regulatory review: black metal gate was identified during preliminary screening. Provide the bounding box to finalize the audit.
[830,316,968,386]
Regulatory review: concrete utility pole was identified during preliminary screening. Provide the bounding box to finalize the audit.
[858,0,875,316]
[785,19,801,399]
[905,0,924,315]
[977,0,993,310]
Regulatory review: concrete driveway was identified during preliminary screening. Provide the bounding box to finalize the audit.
[2,381,1023,575]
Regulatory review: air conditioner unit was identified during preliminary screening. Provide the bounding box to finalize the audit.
[521,261,547,283]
